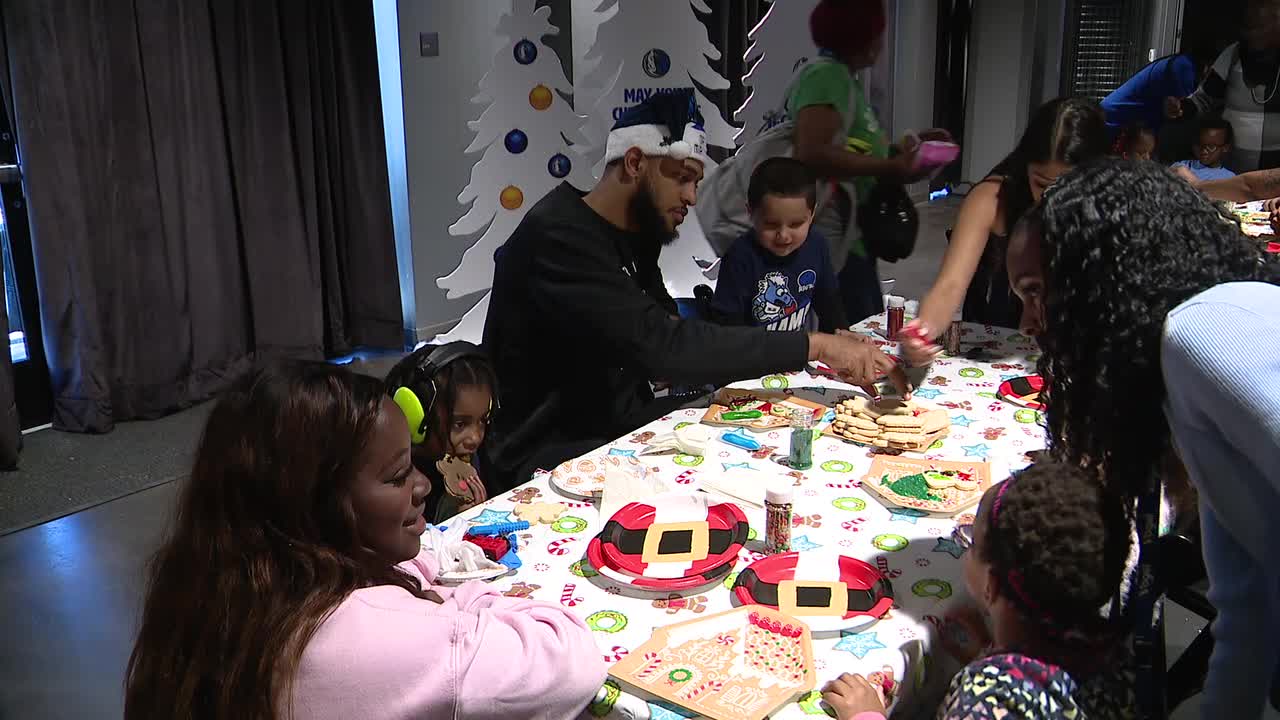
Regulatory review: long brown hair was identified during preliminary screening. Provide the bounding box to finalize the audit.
[125,361,434,720]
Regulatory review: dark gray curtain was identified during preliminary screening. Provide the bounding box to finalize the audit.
[0,0,402,432]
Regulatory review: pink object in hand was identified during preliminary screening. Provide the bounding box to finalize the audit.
[914,141,960,171]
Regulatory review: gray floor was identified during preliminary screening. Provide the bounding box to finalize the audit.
[0,196,1268,719]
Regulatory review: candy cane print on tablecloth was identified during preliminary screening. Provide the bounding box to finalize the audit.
[547,537,576,555]
[560,583,584,607]
[875,555,902,579]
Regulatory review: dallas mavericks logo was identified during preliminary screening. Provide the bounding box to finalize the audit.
[753,273,798,324]
[643,48,671,79]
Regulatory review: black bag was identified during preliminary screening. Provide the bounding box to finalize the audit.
[857,181,918,263]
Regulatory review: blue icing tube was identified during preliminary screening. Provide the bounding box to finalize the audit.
[720,430,762,451]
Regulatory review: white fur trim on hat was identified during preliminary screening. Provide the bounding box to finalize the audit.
[604,122,709,167]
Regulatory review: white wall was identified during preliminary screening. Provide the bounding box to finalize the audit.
[376,0,509,342]
[962,0,1037,181]
[892,0,937,201]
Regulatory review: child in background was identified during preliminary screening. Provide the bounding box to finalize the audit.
[710,157,849,333]
[384,342,499,522]
[821,461,1136,720]
[1113,121,1157,160]
[1170,114,1236,180]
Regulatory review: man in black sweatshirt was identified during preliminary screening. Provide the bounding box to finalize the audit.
[483,92,903,488]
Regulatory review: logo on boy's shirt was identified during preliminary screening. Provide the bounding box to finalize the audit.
[752,271,813,331]
[797,269,817,294]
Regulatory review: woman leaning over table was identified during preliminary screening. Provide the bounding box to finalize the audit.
[124,361,605,720]
[1008,158,1280,720]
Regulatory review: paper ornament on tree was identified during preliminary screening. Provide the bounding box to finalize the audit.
[436,0,590,326]
[574,0,738,180]
[734,0,821,144]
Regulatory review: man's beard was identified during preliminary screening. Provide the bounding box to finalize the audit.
[629,178,680,246]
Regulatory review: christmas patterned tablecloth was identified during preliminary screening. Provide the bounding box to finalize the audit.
[442,320,1046,719]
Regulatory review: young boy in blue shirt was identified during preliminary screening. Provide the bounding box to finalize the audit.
[710,157,848,332]
[1170,115,1236,180]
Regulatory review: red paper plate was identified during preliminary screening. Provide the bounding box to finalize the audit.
[732,552,894,633]
[997,374,1045,411]
[587,496,748,586]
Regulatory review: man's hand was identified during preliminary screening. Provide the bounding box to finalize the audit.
[821,673,887,720]
[811,332,912,398]
[1164,96,1184,119]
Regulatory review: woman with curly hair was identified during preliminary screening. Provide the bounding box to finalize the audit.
[1008,158,1280,720]
[124,361,606,720]
[821,460,1135,719]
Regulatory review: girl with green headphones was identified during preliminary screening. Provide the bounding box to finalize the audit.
[385,342,498,522]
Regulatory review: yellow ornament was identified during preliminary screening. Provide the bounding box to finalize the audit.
[500,185,524,210]
[528,84,553,111]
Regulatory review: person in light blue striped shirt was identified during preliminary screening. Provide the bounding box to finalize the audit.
[1008,158,1280,720]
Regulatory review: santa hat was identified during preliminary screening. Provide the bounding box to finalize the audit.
[604,90,710,168]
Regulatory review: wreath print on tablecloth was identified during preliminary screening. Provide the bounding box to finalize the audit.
[833,497,867,512]
[762,374,789,389]
[674,454,705,467]
[872,534,909,552]
[586,610,628,633]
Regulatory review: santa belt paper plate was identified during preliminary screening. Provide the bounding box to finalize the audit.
[587,495,748,588]
[732,552,894,633]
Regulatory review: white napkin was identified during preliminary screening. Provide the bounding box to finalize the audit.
[599,460,674,520]
[639,423,711,456]
[420,523,505,574]
[699,468,787,508]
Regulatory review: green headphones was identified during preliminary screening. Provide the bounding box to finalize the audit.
[391,341,493,445]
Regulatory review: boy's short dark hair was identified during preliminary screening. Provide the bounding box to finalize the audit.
[1198,114,1234,146]
[747,157,817,210]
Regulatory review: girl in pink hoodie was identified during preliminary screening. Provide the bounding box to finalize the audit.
[124,361,606,720]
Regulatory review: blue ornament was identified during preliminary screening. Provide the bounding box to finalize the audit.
[513,39,537,65]
[548,152,571,178]
[504,129,528,154]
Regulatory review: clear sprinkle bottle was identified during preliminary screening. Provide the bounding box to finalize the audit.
[765,485,793,554]
[788,408,814,470]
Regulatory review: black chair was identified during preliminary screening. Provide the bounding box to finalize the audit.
[1159,520,1215,712]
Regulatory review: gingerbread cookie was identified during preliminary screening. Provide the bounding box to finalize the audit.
[513,502,568,525]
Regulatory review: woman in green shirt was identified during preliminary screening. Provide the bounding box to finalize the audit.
[790,0,948,322]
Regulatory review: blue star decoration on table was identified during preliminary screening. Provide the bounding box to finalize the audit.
[889,507,928,524]
[1001,373,1022,382]
[834,630,886,658]
[468,508,514,526]
[933,536,967,559]
[790,534,822,551]
[950,414,975,428]
[962,443,992,459]
[911,387,942,400]
[607,448,636,457]
[722,462,755,472]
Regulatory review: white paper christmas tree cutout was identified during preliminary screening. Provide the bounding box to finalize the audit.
[734,0,821,144]
[437,0,589,304]
[575,0,738,180]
